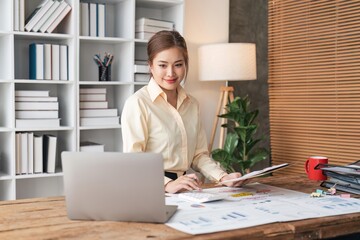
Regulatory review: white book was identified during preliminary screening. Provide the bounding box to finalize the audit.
[80,141,105,152]
[79,101,108,109]
[20,132,28,174]
[97,3,105,37]
[24,0,55,32]
[44,44,52,80]
[33,135,43,173]
[89,3,97,37]
[16,133,21,175]
[15,96,58,102]
[31,0,61,32]
[80,109,118,118]
[16,110,59,119]
[16,119,60,128]
[79,88,106,94]
[14,0,20,31]
[19,0,25,31]
[80,116,120,126]
[135,73,151,82]
[135,18,174,29]
[15,102,59,110]
[51,44,60,80]
[43,134,57,173]
[134,64,149,73]
[79,94,106,101]
[39,0,67,33]
[28,132,34,174]
[45,4,72,33]
[15,90,49,97]
[80,2,89,36]
[60,45,68,80]
[135,32,155,40]
[29,43,44,80]
[135,24,172,33]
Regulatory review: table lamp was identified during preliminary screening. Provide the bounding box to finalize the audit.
[198,43,257,152]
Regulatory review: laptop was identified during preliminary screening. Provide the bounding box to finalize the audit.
[61,151,177,223]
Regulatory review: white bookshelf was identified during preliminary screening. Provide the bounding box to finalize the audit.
[0,0,183,201]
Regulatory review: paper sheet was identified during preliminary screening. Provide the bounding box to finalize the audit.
[165,183,360,235]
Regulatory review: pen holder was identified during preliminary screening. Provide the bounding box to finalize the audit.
[99,65,111,81]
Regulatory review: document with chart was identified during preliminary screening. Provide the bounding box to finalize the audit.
[165,183,360,235]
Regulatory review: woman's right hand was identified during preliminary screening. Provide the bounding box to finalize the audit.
[165,173,202,193]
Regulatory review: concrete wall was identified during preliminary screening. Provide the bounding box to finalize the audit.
[229,0,270,169]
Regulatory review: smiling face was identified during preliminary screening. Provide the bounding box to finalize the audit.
[149,47,186,94]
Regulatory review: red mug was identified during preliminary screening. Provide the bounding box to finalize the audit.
[305,156,328,181]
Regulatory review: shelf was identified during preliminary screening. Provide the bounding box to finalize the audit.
[15,80,74,84]
[79,125,122,130]
[14,32,73,40]
[15,172,64,179]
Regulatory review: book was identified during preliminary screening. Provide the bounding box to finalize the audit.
[321,180,360,195]
[134,64,149,73]
[16,119,60,128]
[135,24,172,33]
[29,43,44,80]
[135,32,155,40]
[15,101,59,110]
[19,0,25,31]
[59,45,68,80]
[31,0,61,32]
[16,110,59,119]
[80,88,106,94]
[15,96,58,102]
[44,44,52,80]
[79,94,106,101]
[135,73,150,82]
[80,2,89,36]
[20,132,28,174]
[34,135,43,173]
[80,141,105,152]
[28,132,34,174]
[80,116,120,126]
[39,0,68,33]
[45,3,72,33]
[16,133,21,175]
[15,90,49,97]
[89,3,97,37]
[24,0,55,32]
[79,101,108,109]
[135,17,174,29]
[51,44,60,80]
[97,3,105,37]
[80,109,118,117]
[14,0,20,31]
[43,134,57,173]
[220,163,290,183]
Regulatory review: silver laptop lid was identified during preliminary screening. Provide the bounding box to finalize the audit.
[61,152,173,223]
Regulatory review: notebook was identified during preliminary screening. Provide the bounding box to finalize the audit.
[61,151,177,223]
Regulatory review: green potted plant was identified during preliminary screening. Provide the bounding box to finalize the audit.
[211,96,268,175]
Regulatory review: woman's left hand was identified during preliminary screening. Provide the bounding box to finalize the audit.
[219,172,248,187]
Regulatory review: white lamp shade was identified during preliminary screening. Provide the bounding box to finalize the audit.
[198,43,257,81]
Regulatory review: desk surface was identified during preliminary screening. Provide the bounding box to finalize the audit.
[1,175,359,240]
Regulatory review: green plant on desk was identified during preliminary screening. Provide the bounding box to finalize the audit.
[211,96,269,175]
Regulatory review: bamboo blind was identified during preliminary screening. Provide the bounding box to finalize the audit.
[268,0,360,175]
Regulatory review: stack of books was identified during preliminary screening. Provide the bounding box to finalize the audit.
[320,160,360,195]
[79,88,120,126]
[15,132,57,174]
[15,90,60,128]
[135,17,174,40]
[80,2,105,37]
[29,43,68,80]
[23,0,72,33]
[134,60,150,82]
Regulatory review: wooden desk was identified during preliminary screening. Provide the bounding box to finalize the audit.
[1,175,359,240]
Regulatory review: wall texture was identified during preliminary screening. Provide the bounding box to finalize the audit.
[229,0,269,169]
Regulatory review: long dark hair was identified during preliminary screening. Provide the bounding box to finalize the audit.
[147,30,189,78]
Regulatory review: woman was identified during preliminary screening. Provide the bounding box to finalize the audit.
[121,30,245,193]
